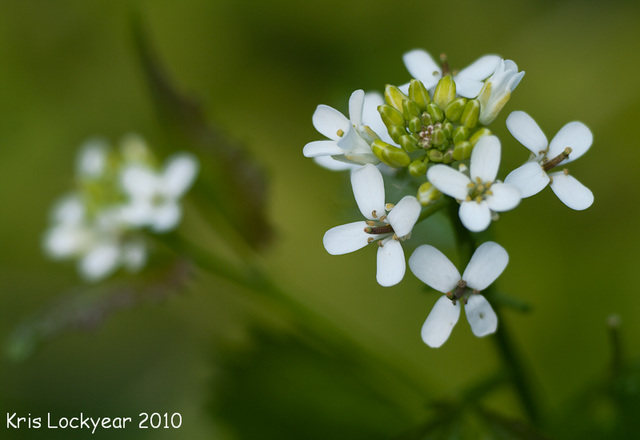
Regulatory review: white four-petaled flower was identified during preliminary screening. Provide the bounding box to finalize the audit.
[303,90,386,168]
[323,164,421,286]
[402,49,501,98]
[504,111,594,210]
[427,135,521,232]
[477,59,525,125]
[409,241,508,348]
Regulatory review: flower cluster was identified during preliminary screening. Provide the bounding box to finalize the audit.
[43,134,199,282]
[303,49,593,347]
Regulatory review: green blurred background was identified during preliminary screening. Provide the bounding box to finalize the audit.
[1,0,640,438]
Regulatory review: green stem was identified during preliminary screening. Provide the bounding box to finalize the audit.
[446,204,540,424]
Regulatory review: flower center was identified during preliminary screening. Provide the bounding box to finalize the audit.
[466,177,494,203]
[446,279,468,305]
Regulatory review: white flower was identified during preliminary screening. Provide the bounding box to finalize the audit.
[409,242,508,348]
[76,138,110,179]
[427,135,521,232]
[119,153,199,232]
[504,111,594,210]
[402,49,501,98]
[323,164,421,286]
[477,59,525,125]
[303,90,384,167]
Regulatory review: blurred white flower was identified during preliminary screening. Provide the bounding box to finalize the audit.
[303,89,384,167]
[477,59,525,125]
[402,49,501,98]
[409,241,508,347]
[43,135,198,282]
[427,135,521,232]
[504,111,593,210]
[323,164,421,287]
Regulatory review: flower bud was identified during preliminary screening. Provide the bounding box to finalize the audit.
[378,104,406,131]
[452,141,472,161]
[417,181,442,206]
[408,79,431,112]
[444,97,467,122]
[384,85,409,113]
[426,103,444,123]
[399,134,419,153]
[460,99,480,129]
[388,125,406,144]
[469,127,492,146]
[402,99,422,122]
[372,139,411,168]
[408,116,422,134]
[452,126,469,144]
[409,158,428,177]
[431,128,446,147]
[427,149,444,162]
[433,75,456,110]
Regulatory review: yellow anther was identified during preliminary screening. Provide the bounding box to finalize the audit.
[367,237,374,244]
[371,210,378,218]
[475,196,482,203]
[385,203,395,210]
[366,220,375,226]
[337,129,344,137]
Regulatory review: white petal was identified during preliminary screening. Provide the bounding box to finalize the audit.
[376,239,405,287]
[470,135,501,182]
[363,91,394,144]
[549,171,594,210]
[80,242,120,281]
[312,104,350,141]
[337,124,373,157]
[403,49,441,89]
[121,240,147,272]
[427,165,470,200]
[506,111,548,155]
[459,201,492,232]
[348,89,365,127]
[120,165,158,198]
[409,245,460,293]
[462,241,508,291]
[150,203,182,232]
[303,140,344,158]
[421,296,461,348]
[387,196,421,237]
[323,221,374,255]
[162,153,198,197]
[43,225,86,258]
[456,55,501,81]
[548,121,592,164]
[312,155,358,171]
[119,199,154,226]
[351,164,386,220]
[51,195,85,225]
[504,162,550,198]
[453,78,484,99]
[486,183,521,212]
[465,294,498,337]
[76,138,109,178]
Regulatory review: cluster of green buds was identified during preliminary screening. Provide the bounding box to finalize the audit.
[374,77,491,177]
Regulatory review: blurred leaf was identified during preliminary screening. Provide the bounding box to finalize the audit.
[210,328,413,440]
[131,15,273,250]
[5,258,192,362]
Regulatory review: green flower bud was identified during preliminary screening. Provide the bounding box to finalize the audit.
[453,141,472,161]
[460,99,480,129]
[400,134,419,153]
[421,112,433,127]
[444,97,467,123]
[408,116,422,134]
[408,79,431,112]
[431,128,446,147]
[443,148,454,164]
[427,148,444,162]
[378,104,406,130]
[433,75,456,110]
[452,126,469,144]
[442,122,453,139]
[426,103,444,123]
[384,85,409,112]
[417,181,442,206]
[469,127,492,146]
[372,139,411,168]
[402,99,422,121]
[388,125,406,144]
[409,158,428,177]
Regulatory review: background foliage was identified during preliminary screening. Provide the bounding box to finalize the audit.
[1,0,639,438]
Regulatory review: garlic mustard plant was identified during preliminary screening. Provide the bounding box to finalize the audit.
[304,48,593,348]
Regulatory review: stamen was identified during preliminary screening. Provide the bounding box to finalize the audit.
[336,129,344,137]
[440,53,450,76]
[385,203,395,211]
[452,279,467,301]
[365,224,394,235]
[542,147,572,171]
[371,210,378,218]
[367,237,374,244]
[379,215,387,222]
[365,220,375,226]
